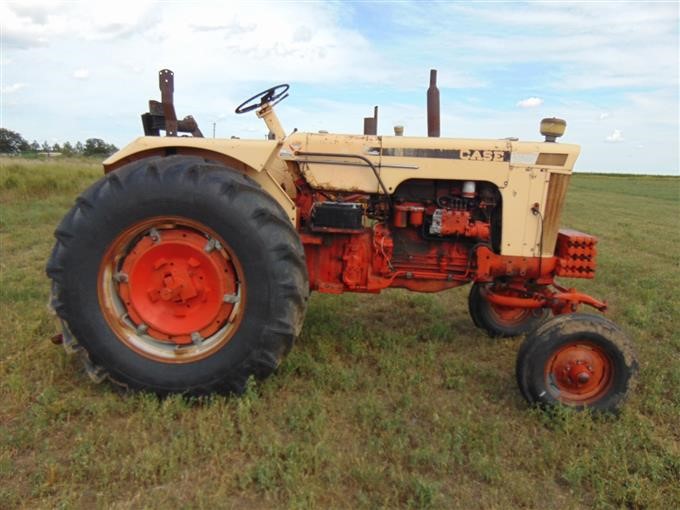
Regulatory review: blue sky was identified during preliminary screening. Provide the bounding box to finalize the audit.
[1,1,678,174]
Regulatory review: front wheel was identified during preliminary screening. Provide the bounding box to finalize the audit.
[46,156,308,395]
[468,282,549,338]
[516,313,638,413]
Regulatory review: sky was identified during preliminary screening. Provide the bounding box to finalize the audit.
[1,0,678,174]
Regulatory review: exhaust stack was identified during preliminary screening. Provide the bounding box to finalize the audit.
[427,69,440,137]
[363,106,378,135]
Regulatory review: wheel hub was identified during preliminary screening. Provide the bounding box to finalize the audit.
[117,228,237,344]
[486,286,540,326]
[490,301,531,324]
[546,341,613,403]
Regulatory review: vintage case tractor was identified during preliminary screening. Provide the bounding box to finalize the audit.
[47,69,638,412]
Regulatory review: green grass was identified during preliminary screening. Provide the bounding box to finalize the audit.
[1,158,679,509]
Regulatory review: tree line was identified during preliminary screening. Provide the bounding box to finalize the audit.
[0,128,118,157]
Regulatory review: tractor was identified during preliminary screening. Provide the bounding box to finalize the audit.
[47,69,637,412]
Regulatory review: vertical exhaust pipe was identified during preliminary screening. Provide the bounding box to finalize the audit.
[363,106,378,135]
[427,69,440,137]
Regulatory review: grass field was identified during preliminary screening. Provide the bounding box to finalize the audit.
[1,157,678,509]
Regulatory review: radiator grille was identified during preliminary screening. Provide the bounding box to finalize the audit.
[542,173,571,255]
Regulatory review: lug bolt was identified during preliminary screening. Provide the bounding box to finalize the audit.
[114,272,128,283]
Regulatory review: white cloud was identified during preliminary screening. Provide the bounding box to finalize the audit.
[395,2,679,91]
[1,83,27,94]
[293,26,313,43]
[135,3,392,87]
[517,97,544,108]
[605,129,624,143]
[599,113,610,120]
[72,69,90,80]
[0,1,159,47]
[8,2,53,25]
[0,2,59,48]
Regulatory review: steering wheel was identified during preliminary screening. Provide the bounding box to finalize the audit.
[234,84,290,114]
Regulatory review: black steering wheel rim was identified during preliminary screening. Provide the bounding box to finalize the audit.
[234,84,290,114]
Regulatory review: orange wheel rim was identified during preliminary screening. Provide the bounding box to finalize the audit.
[98,217,245,364]
[544,341,613,404]
[489,301,533,325]
[485,285,538,326]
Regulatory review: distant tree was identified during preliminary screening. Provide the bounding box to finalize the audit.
[0,128,30,153]
[0,133,118,157]
[62,141,74,156]
[83,138,106,155]
[83,138,118,156]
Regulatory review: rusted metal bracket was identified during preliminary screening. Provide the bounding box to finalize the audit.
[159,69,178,136]
[482,284,608,315]
[141,69,203,137]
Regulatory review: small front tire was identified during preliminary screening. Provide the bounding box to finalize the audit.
[516,313,638,413]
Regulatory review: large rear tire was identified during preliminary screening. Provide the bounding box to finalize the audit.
[46,156,308,395]
[516,313,638,413]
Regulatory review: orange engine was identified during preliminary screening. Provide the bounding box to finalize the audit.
[295,178,597,295]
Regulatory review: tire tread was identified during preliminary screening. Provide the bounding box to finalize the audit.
[46,155,309,395]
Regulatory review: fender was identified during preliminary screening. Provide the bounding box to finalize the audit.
[103,136,298,224]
